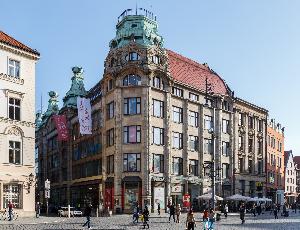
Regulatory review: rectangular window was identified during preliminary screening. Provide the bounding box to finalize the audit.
[124,97,141,115]
[106,128,114,146]
[189,160,199,176]
[258,160,263,174]
[258,119,263,132]
[3,184,21,209]
[239,113,244,126]
[107,101,114,119]
[204,138,213,154]
[9,141,21,164]
[8,59,20,78]
[248,159,253,173]
[248,138,253,153]
[123,126,141,144]
[258,141,263,154]
[123,153,141,172]
[153,154,164,173]
[173,106,183,123]
[172,87,183,97]
[107,155,114,174]
[152,127,164,145]
[222,119,229,133]
[9,98,21,121]
[248,116,254,129]
[238,136,244,151]
[222,163,230,179]
[222,141,230,156]
[222,101,230,111]
[189,93,199,101]
[172,157,183,175]
[204,115,213,130]
[107,79,113,91]
[153,77,161,88]
[152,99,164,118]
[172,132,183,149]
[238,157,245,172]
[189,135,199,151]
[188,111,199,127]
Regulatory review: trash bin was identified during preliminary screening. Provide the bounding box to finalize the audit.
[216,213,221,221]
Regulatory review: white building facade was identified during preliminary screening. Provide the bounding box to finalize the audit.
[284,150,297,205]
[0,31,39,216]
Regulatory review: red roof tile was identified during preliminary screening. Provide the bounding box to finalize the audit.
[166,49,228,95]
[0,31,40,56]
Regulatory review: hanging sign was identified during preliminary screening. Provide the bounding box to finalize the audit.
[53,115,69,141]
[77,97,92,134]
[183,193,190,208]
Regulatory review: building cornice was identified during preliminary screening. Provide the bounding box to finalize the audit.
[0,42,40,60]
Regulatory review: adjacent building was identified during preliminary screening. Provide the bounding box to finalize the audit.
[36,9,269,213]
[284,150,297,205]
[293,156,300,202]
[0,31,40,216]
[266,119,285,204]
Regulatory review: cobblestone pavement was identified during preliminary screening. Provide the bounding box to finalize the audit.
[1,211,300,230]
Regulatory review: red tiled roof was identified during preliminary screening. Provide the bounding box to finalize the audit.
[166,49,228,95]
[0,31,40,56]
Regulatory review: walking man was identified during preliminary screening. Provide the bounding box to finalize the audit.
[169,204,176,222]
[186,209,196,230]
[8,201,13,221]
[142,206,150,229]
[36,202,40,218]
[157,203,160,215]
[239,203,246,224]
[273,205,278,219]
[83,204,92,229]
[224,203,228,218]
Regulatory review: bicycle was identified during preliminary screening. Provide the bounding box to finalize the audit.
[0,209,18,221]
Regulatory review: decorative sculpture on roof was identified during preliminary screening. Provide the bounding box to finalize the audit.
[43,91,59,118]
[63,67,87,108]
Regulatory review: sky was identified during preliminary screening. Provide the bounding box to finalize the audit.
[0,0,299,155]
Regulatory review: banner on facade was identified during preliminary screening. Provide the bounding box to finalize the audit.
[77,97,92,134]
[53,115,69,141]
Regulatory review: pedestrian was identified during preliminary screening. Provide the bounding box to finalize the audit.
[224,203,228,218]
[294,202,297,213]
[83,204,92,229]
[142,206,149,229]
[133,204,140,223]
[239,203,246,224]
[252,203,256,217]
[203,209,209,222]
[8,201,13,221]
[186,209,196,230]
[175,203,181,223]
[208,208,215,230]
[36,202,40,218]
[169,203,175,222]
[273,205,278,219]
[157,203,160,215]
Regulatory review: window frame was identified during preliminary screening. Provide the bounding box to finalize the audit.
[9,141,21,165]
[123,74,141,86]
[152,154,164,173]
[106,101,114,119]
[172,157,183,175]
[123,125,141,144]
[124,97,141,115]
[152,99,164,118]
[152,127,164,145]
[123,153,141,172]
[8,59,20,78]
[172,106,183,123]
[8,97,21,121]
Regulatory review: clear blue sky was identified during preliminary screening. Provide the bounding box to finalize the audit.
[1,0,299,155]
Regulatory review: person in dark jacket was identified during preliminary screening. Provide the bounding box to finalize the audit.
[273,205,278,219]
[142,206,150,229]
[83,204,92,229]
[36,202,40,218]
[157,203,160,215]
[8,202,13,221]
[169,204,176,222]
[239,203,246,224]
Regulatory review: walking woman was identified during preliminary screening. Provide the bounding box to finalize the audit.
[208,209,215,230]
[142,206,150,229]
[83,204,92,229]
[175,204,181,223]
[186,209,196,230]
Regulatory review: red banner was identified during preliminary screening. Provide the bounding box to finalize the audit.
[183,194,191,208]
[53,115,69,141]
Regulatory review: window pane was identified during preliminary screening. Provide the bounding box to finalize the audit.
[9,149,14,163]
[15,142,20,149]
[9,106,14,119]
[129,98,137,114]
[15,107,20,120]
[129,126,137,143]
[15,150,20,164]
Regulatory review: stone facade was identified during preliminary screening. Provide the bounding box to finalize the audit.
[36,10,269,213]
[0,31,40,216]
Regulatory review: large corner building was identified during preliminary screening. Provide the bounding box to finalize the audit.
[36,10,268,213]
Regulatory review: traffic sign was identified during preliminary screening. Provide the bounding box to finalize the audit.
[45,190,50,199]
[45,179,50,190]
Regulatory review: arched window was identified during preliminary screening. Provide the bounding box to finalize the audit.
[123,74,141,86]
[125,52,140,61]
[152,55,160,64]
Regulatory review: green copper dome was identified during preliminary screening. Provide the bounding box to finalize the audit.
[110,9,164,48]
